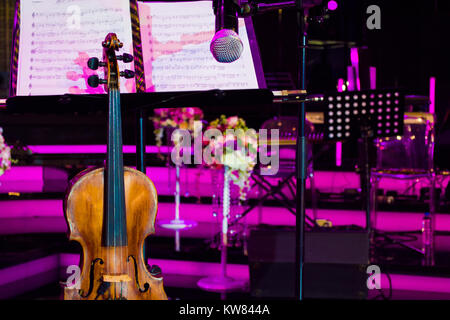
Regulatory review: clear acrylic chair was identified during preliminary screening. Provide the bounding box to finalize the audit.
[370,112,436,265]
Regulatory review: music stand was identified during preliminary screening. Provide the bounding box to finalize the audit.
[324,90,405,143]
[323,89,405,257]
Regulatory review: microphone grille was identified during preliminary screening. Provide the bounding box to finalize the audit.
[210,29,243,63]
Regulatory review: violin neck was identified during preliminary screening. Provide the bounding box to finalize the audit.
[103,87,128,247]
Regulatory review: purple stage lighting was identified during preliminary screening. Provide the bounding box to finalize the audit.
[327,1,338,11]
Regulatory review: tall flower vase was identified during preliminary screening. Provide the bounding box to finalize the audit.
[158,128,197,252]
[197,166,246,292]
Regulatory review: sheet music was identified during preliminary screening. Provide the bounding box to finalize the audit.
[17,0,135,96]
[138,1,260,92]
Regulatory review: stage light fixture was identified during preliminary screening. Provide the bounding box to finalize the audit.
[327,1,338,11]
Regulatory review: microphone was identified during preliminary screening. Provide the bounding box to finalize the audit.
[210,0,243,63]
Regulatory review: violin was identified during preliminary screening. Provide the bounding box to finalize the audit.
[64,33,167,300]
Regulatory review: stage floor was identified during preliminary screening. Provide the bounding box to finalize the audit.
[2,213,450,300]
[1,167,450,300]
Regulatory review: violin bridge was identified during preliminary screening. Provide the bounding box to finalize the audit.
[102,274,132,283]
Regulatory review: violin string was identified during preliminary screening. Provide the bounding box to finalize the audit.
[116,88,125,290]
[108,86,112,277]
[111,86,115,280]
[114,87,117,266]
[116,88,122,280]
[117,87,124,280]
[117,87,127,297]
[115,87,120,297]
[115,88,119,296]
[115,88,120,280]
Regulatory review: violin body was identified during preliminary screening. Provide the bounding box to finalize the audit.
[64,167,167,300]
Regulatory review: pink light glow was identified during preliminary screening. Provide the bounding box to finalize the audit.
[327,1,338,11]
[337,78,345,92]
[350,48,359,66]
[369,66,376,89]
[0,166,435,198]
[429,77,435,114]
[0,166,42,180]
[0,255,58,286]
[350,48,361,91]
[4,201,450,234]
[335,142,342,167]
[381,274,450,293]
[347,66,355,91]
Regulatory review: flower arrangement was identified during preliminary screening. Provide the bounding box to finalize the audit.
[152,107,204,148]
[0,127,12,176]
[204,115,257,201]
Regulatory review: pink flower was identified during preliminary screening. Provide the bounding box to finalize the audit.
[227,116,239,127]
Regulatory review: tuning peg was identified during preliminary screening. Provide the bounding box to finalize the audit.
[117,53,133,63]
[87,57,106,70]
[87,75,107,88]
[120,70,135,79]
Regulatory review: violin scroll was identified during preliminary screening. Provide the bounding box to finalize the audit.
[102,33,123,50]
[86,33,134,90]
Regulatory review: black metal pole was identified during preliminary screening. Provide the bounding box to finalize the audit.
[136,109,146,173]
[362,129,372,234]
[295,0,306,301]
[360,124,375,264]
[136,108,147,261]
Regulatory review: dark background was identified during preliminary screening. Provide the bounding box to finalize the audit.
[252,0,450,117]
[0,0,449,169]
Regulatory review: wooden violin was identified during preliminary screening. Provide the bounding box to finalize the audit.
[64,33,167,300]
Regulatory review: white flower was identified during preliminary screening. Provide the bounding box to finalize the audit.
[223,150,255,172]
[0,127,11,176]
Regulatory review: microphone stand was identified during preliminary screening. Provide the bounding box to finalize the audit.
[295,0,307,301]
[239,0,310,301]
